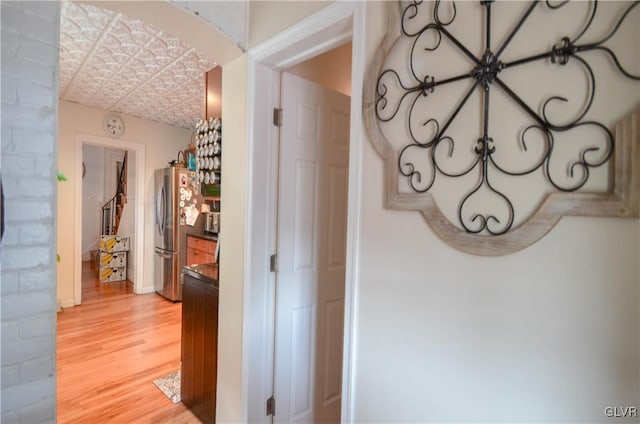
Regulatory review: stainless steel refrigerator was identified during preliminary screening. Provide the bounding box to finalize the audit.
[154,167,203,301]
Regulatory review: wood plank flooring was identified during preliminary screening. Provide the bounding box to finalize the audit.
[57,262,199,423]
[81,259,134,303]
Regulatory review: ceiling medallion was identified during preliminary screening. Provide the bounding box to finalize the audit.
[364,0,640,255]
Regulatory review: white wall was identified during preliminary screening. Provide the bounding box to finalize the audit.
[286,41,352,96]
[1,1,59,422]
[218,53,248,424]
[170,0,247,50]
[245,1,639,422]
[351,2,640,422]
[81,145,104,261]
[249,1,331,48]
[57,100,192,305]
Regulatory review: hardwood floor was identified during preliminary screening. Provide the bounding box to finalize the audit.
[57,262,199,423]
[81,259,134,303]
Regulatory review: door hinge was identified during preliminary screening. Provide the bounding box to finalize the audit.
[269,254,278,272]
[273,108,283,127]
[266,395,276,416]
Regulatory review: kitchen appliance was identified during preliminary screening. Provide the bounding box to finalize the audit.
[154,167,203,301]
[204,212,220,235]
[204,201,220,235]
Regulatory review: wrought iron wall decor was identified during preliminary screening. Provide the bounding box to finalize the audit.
[363,0,640,255]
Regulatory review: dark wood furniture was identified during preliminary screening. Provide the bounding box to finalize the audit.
[181,263,219,424]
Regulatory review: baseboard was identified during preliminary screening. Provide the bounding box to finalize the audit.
[60,298,75,309]
[137,285,156,295]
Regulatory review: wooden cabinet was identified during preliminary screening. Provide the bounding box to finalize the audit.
[181,270,218,424]
[186,236,216,265]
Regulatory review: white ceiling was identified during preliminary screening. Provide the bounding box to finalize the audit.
[59,1,215,129]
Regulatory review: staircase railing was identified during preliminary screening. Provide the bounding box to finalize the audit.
[101,152,127,235]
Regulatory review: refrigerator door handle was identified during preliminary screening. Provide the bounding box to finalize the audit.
[160,183,167,234]
[155,183,163,235]
[156,182,167,235]
[155,248,173,259]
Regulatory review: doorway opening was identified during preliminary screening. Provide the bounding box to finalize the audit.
[270,43,353,423]
[245,3,365,423]
[73,135,146,305]
[81,144,134,303]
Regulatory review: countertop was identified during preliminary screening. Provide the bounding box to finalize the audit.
[190,233,218,242]
[182,263,219,286]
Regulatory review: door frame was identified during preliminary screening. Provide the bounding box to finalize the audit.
[74,134,146,304]
[244,2,366,422]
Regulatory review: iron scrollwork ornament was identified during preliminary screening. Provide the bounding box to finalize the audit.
[374,0,639,236]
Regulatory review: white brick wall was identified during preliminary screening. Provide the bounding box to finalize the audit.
[171,0,247,50]
[1,2,60,423]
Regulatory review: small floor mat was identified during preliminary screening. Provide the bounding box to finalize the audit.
[153,370,181,403]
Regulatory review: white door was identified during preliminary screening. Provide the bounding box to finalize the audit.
[273,72,351,424]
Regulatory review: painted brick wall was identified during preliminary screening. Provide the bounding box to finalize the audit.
[171,0,247,50]
[1,1,60,422]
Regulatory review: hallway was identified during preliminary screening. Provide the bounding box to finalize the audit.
[57,263,198,423]
[81,260,133,303]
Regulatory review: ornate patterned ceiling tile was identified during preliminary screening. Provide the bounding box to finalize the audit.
[59,66,78,89]
[109,56,132,71]
[199,58,215,70]
[133,46,155,63]
[152,98,184,113]
[110,20,154,46]
[155,50,183,68]
[59,68,74,84]
[61,2,113,31]
[59,0,211,128]
[100,38,140,60]
[60,49,86,64]
[81,58,114,75]
[143,63,162,76]
[80,79,108,94]
[64,89,89,105]
[125,58,152,76]
[186,51,215,70]
[126,83,166,101]
[76,2,114,25]
[147,39,182,60]
[178,84,203,101]
[115,105,142,119]
[101,60,125,74]
[68,79,100,96]
[142,105,165,117]
[76,70,111,87]
[59,23,100,45]
[60,8,108,39]
[136,50,172,72]
[59,32,97,53]
[152,74,183,90]
[163,37,187,52]
[137,93,200,128]
[165,61,207,82]
[113,101,151,117]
